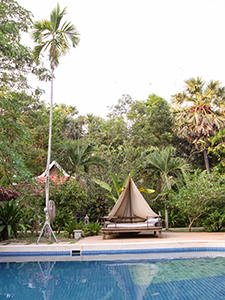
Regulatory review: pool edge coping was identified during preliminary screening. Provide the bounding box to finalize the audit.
[1,247,225,257]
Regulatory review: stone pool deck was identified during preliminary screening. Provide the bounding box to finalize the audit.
[1,231,225,255]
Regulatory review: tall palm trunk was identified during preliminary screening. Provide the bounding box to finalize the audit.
[44,67,54,237]
[203,149,210,175]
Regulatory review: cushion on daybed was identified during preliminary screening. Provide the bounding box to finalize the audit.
[107,223,149,228]
[145,218,160,226]
[106,218,160,228]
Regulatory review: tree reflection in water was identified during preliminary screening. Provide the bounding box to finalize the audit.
[1,257,225,300]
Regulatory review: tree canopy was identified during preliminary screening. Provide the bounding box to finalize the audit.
[172,77,225,174]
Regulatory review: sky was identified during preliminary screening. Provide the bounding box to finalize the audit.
[18,0,225,118]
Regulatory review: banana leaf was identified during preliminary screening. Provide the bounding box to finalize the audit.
[109,171,121,198]
[92,178,112,193]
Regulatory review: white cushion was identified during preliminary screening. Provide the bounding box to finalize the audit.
[145,218,159,225]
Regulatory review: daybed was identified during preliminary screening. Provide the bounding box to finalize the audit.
[101,176,163,239]
[101,216,162,239]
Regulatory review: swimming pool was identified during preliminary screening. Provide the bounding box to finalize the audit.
[1,256,225,299]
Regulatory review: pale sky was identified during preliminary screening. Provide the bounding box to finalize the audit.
[18,0,225,118]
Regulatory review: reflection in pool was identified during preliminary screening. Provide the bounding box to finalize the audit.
[1,257,225,299]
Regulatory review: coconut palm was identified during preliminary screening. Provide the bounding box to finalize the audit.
[172,77,225,174]
[32,4,79,238]
[144,146,190,229]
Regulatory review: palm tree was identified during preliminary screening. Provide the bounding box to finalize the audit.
[56,140,108,176]
[32,4,79,239]
[172,77,225,174]
[144,146,190,230]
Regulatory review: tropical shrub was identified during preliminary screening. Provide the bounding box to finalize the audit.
[50,179,88,233]
[169,169,225,231]
[202,209,225,232]
[86,193,110,223]
[0,200,26,240]
[83,222,101,237]
[64,221,84,238]
[18,178,88,234]
[21,206,41,235]
[160,207,188,228]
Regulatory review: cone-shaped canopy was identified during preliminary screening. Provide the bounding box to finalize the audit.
[107,177,158,222]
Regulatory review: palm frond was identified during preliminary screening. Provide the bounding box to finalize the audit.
[32,4,79,69]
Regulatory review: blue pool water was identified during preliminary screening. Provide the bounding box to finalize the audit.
[1,256,225,299]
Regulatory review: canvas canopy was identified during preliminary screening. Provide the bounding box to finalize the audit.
[107,177,159,222]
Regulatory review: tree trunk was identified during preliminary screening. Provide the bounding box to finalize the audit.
[44,68,54,237]
[188,212,202,232]
[165,205,169,230]
[188,221,194,232]
[203,149,210,175]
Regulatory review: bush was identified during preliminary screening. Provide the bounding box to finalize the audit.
[21,206,42,235]
[18,178,88,234]
[202,208,225,232]
[168,170,225,231]
[83,222,101,237]
[0,200,26,240]
[63,221,101,238]
[64,221,84,238]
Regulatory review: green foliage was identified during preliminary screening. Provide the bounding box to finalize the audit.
[64,221,101,238]
[83,222,101,237]
[0,0,50,91]
[208,128,225,172]
[143,145,191,230]
[160,206,188,228]
[64,221,84,238]
[20,99,80,176]
[92,170,131,202]
[21,206,40,234]
[5,1,225,237]
[144,145,190,195]
[93,170,154,204]
[0,92,32,184]
[172,77,225,173]
[169,169,225,231]
[84,114,105,144]
[101,94,174,149]
[18,178,88,234]
[0,0,51,183]
[49,179,88,233]
[32,3,80,70]
[128,94,174,148]
[85,187,112,223]
[56,140,108,176]
[202,209,225,232]
[0,200,25,240]
[103,94,132,147]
